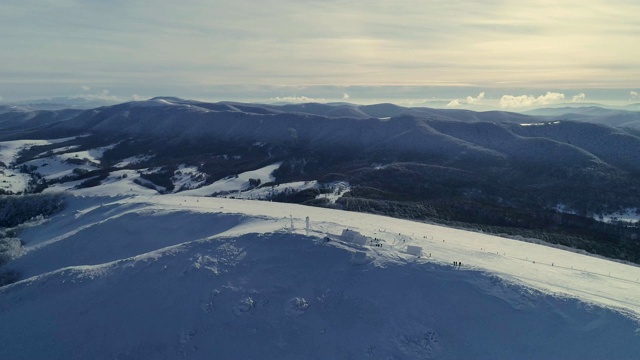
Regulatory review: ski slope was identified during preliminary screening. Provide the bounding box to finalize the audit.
[1,191,640,359]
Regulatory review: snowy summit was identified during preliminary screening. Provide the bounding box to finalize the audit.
[1,187,639,359]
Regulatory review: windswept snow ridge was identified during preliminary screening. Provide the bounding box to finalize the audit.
[1,193,639,359]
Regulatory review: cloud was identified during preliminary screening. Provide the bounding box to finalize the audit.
[500,92,565,108]
[342,93,350,101]
[446,92,484,107]
[446,99,461,107]
[270,95,326,103]
[73,89,121,102]
[465,92,485,105]
[572,93,586,102]
[2,1,640,99]
[81,85,91,92]
[631,91,639,100]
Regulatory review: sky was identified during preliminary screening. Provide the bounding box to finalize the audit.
[1,0,639,109]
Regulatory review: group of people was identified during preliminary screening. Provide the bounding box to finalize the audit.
[453,261,462,267]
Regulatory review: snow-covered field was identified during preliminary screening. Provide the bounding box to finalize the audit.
[0,138,347,203]
[171,165,208,192]
[23,156,98,181]
[0,139,76,193]
[113,154,154,168]
[56,143,117,166]
[1,189,640,359]
[180,162,281,196]
[0,140,56,166]
[0,137,107,192]
[0,170,31,194]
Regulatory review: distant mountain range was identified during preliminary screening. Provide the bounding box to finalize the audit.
[525,106,640,129]
[2,97,639,171]
[0,97,639,263]
[0,96,120,111]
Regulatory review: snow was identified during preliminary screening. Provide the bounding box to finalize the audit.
[134,98,178,107]
[23,156,98,181]
[40,169,162,196]
[180,162,281,196]
[77,170,162,196]
[171,165,207,192]
[1,148,640,358]
[0,138,80,193]
[1,193,639,359]
[0,169,31,194]
[182,176,348,203]
[596,208,640,224]
[57,143,117,165]
[315,181,350,204]
[0,139,56,166]
[557,204,640,224]
[41,177,98,193]
[222,180,318,200]
[113,154,154,168]
[519,121,561,127]
[147,195,640,317]
[38,145,80,156]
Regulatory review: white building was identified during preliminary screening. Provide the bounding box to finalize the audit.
[406,245,423,257]
[341,229,369,245]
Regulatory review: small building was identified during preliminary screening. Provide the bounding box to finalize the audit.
[406,245,423,257]
[341,229,369,245]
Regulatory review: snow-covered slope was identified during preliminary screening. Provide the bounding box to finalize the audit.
[0,138,76,193]
[180,162,280,196]
[1,191,640,359]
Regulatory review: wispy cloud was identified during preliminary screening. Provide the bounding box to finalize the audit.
[72,89,121,102]
[500,92,565,108]
[446,99,461,107]
[572,93,586,102]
